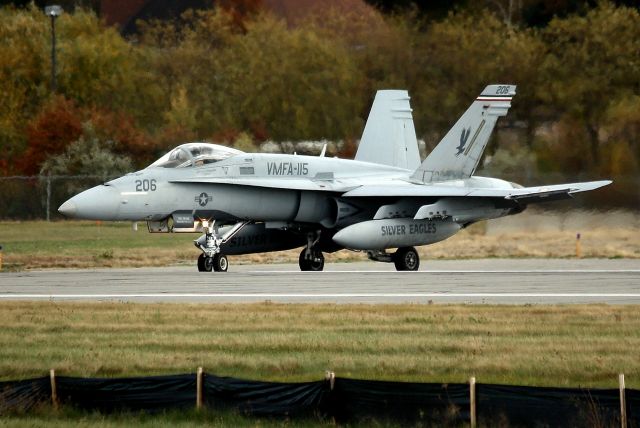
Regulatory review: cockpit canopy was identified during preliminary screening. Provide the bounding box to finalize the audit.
[149,142,243,169]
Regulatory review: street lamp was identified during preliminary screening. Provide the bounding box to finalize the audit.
[44,5,63,93]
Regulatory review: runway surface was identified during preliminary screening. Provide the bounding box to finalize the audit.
[2,259,640,304]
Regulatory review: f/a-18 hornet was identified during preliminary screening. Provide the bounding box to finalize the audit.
[59,85,610,272]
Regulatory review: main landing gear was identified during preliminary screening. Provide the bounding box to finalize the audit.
[299,230,324,271]
[367,246,420,271]
[195,220,249,273]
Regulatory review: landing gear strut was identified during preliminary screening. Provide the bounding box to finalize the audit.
[299,230,324,271]
[195,220,249,272]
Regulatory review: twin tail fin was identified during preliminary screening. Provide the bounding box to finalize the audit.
[411,84,516,183]
[355,90,421,170]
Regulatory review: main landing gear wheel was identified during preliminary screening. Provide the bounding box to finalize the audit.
[299,249,325,271]
[212,254,228,272]
[197,254,213,272]
[393,247,420,271]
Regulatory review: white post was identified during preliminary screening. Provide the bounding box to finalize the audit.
[469,377,476,428]
[325,371,335,391]
[50,369,58,409]
[46,176,52,222]
[619,373,627,428]
[196,367,203,410]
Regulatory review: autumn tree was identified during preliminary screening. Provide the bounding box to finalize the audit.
[56,9,165,129]
[20,96,83,175]
[538,3,640,171]
[40,122,134,194]
[0,5,51,169]
[140,10,365,143]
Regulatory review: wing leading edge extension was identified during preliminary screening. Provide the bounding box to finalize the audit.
[169,177,357,192]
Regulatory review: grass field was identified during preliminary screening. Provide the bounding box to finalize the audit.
[0,408,355,428]
[1,302,638,388]
[0,408,336,428]
[1,209,639,270]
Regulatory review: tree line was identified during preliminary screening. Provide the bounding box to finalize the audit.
[0,3,638,193]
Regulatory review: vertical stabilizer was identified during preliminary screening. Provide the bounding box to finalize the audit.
[355,90,421,170]
[411,85,516,182]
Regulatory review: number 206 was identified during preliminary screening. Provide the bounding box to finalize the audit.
[135,179,156,192]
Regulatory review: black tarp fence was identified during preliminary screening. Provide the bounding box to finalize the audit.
[1,372,638,426]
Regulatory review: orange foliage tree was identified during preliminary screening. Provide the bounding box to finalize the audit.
[20,96,83,175]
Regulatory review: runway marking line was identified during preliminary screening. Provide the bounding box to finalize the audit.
[249,270,640,274]
[7,269,640,276]
[2,293,640,299]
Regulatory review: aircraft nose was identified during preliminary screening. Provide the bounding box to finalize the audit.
[58,185,120,220]
[58,200,77,217]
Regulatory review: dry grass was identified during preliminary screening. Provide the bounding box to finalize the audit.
[0,209,638,270]
[0,302,639,389]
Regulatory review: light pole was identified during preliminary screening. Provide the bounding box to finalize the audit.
[44,5,63,93]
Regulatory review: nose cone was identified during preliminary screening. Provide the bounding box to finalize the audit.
[58,200,77,217]
[58,185,121,220]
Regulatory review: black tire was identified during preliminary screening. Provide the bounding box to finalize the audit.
[393,247,420,271]
[298,250,308,271]
[213,254,228,272]
[299,249,324,271]
[198,254,213,272]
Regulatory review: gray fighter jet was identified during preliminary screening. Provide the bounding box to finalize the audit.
[58,85,611,271]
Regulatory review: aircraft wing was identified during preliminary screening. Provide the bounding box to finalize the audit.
[499,180,612,203]
[342,180,612,203]
[169,177,357,192]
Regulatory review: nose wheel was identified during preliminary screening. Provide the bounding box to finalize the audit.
[195,220,249,273]
[197,254,228,272]
[197,254,213,272]
[213,254,228,272]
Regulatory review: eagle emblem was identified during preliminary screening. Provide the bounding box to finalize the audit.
[456,127,471,156]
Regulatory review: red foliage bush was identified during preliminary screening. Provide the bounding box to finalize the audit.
[20,96,83,175]
[87,108,157,168]
[18,97,163,174]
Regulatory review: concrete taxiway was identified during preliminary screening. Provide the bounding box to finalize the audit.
[1,259,639,304]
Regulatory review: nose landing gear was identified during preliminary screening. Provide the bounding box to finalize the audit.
[197,253,229,272]
[195,220,249,272]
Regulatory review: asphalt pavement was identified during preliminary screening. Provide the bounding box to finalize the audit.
[1,258,639,304]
